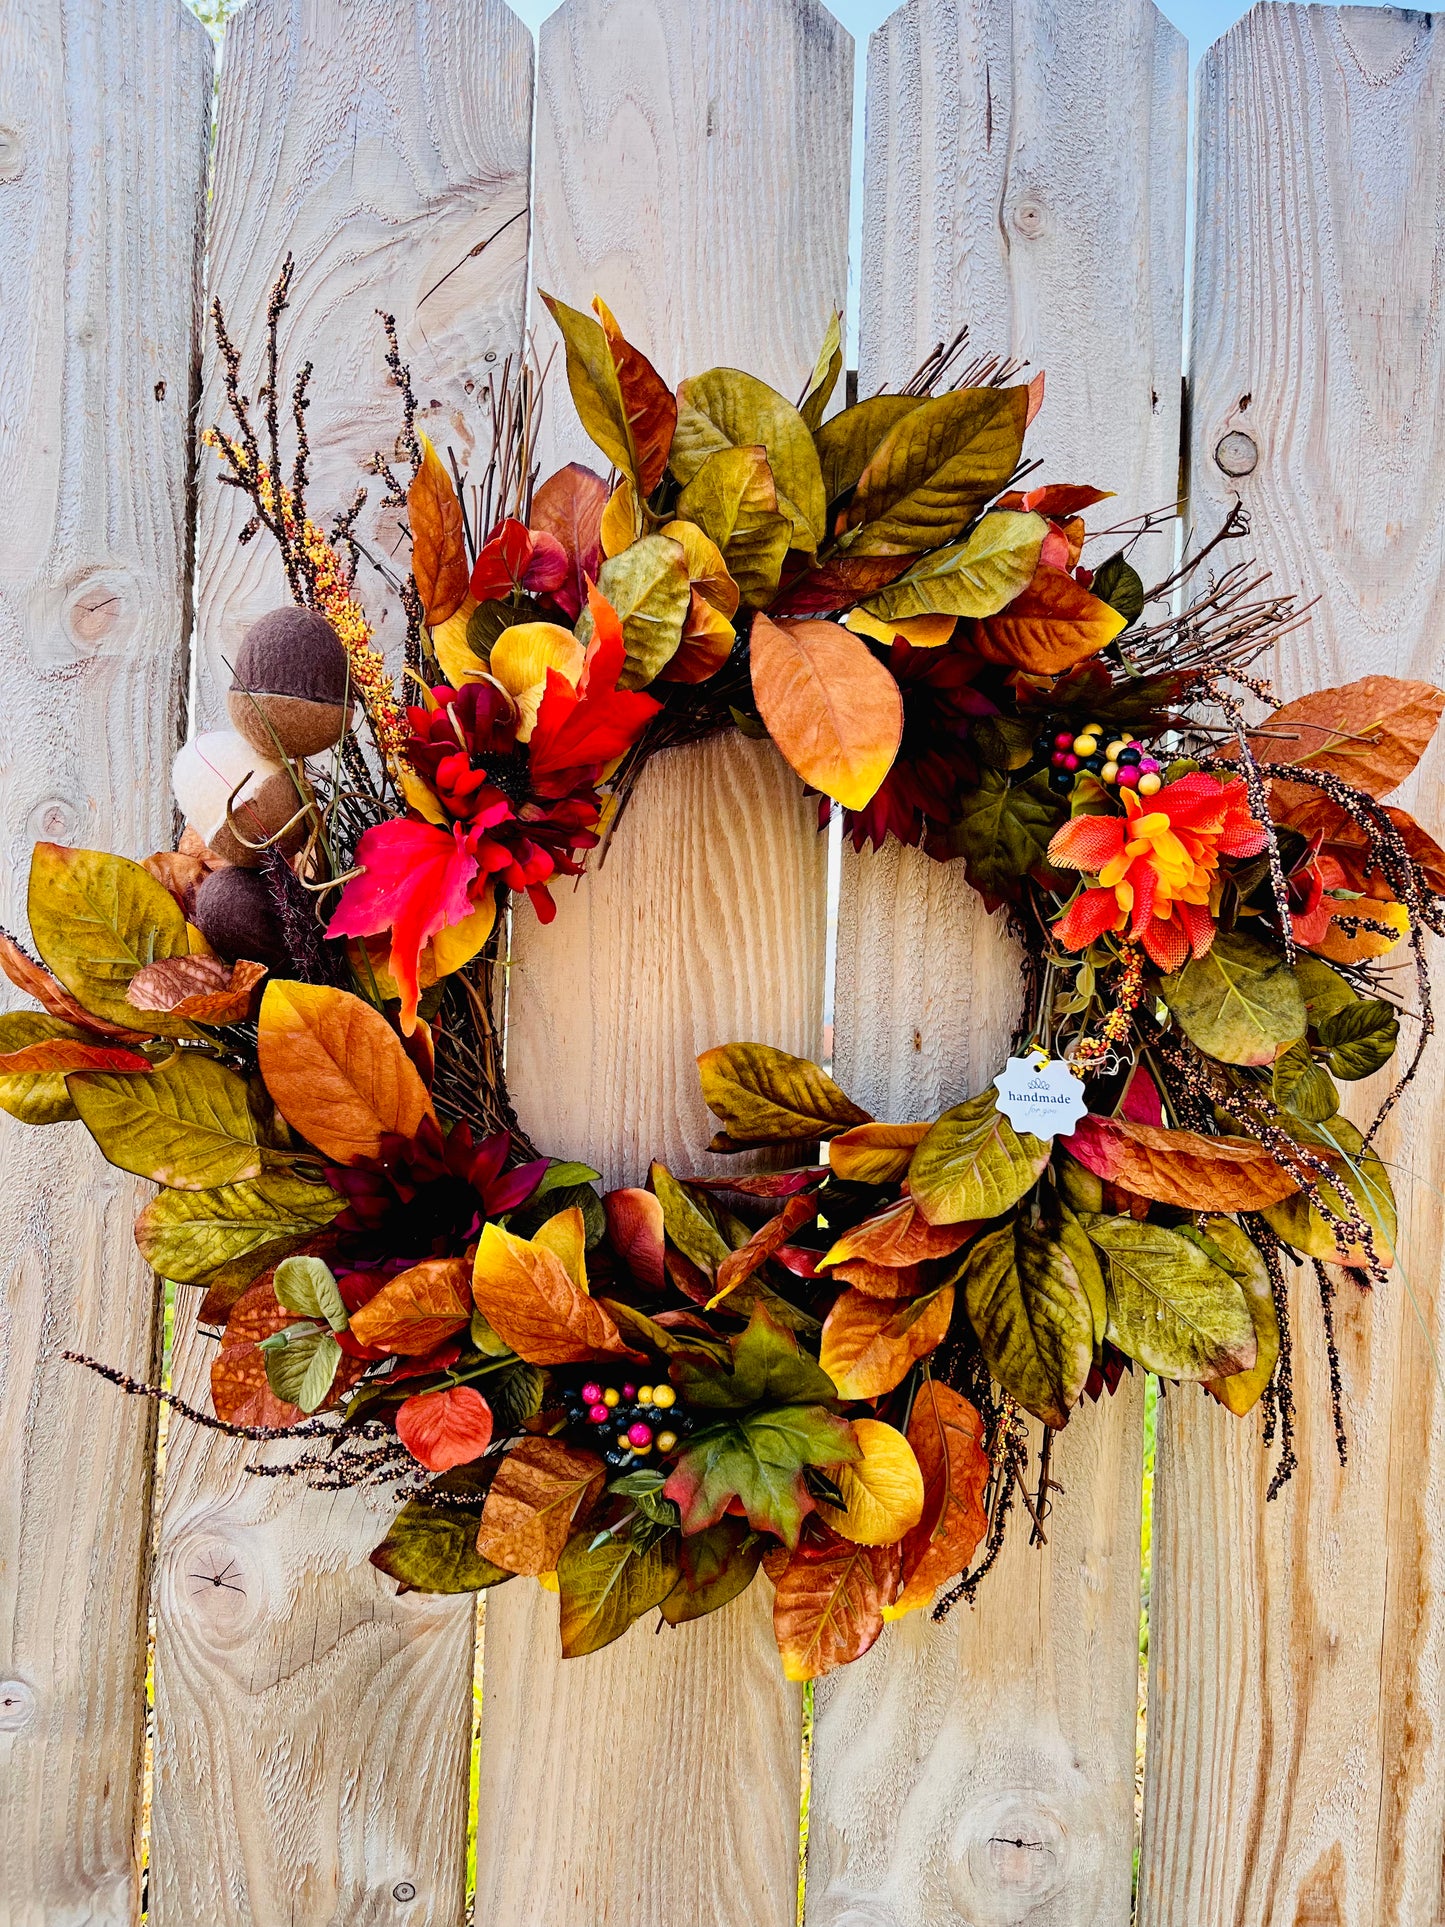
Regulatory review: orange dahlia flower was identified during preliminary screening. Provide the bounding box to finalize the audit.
[1047,771,1266,972]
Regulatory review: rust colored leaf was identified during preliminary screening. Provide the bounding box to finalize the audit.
[819,1284,955,1399]
[994,483,1112,517]
[891,1380,989,1616]
[472,1222,642,1366]
[828,1121,930,1186]
[529,463,608,621]
[971,566,1127,675]
[595,296,676,494]
[408,432,470,625]
[0,1038,152,1075]
[709,1194,819,1308]
[603,1186,666,1292]
[257,981,436,1164]
[749,614,903,811]
[1066,1114,1301,1212]
[0,930,150,1042]
[770,553,917,618]
[829,1258,926,1299]
[475,1436,606,1575]
[822,1197,977,1269]
[1249,676,1445,800]
[211,1278,364,1428]
[396,1385,493,1472]
[1273,788,1445,896]
[346,1256,473,1355]
[772,1525,900,1681]
[127,955,266,1025]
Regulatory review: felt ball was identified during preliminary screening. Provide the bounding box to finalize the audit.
[602,1387,620,1409]
[1073,736,1099,759]
[1117,745,1142,767]
[1063,753,1080,771]
[172,730,306,868]
[228,607,354,759]
[191,864,289,969]
[588,1403,609,1424]
[1105,739,1127,761]
[1053,731,1073,750]
[580,1381,603,1405]
[656,1430,679,1454]
[627,1422,653,1448]
[1139,757,1162,775]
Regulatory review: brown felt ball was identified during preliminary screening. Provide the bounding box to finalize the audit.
[192,865,289,970]
[228,606,354,758]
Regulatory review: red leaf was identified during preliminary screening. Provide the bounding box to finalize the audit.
[529,464,608,620]
[603,1187,666,1292]
[469,518,534,602]
[395,1385,494,1471]
[0,930,151,1042]
[527,584,660,784]
[1119,1063,1163,1127]
[771,554,917,618]
[522,531,569,595]
[595,297,676,494]
[995,484,1112,517]
[0,1038,152,1074]
[326,819,481,1033]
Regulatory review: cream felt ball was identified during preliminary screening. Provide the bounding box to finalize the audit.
[228,606,354,758]
[172,730,305,868]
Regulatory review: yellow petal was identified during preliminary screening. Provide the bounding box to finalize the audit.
[400,767,448,826]
[532,1206,588,1293]
[432,597,485,688]
[601,479,641,557]
[430,891,496,977]
[489,623,586,741]
[817,1417,925,1546]
[844,609,957,649]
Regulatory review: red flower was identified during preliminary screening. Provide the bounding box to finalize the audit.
[325,1117,548,1270]
[527,584,660,790]
[836,639,995,851]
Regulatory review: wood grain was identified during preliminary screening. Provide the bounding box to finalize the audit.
[475,3,848,1920]
[806,1,1186,1921]
[0,1,211,1920]
[149,6,532,1922]
[190,0,535,725]
[1139,12,1445,1925]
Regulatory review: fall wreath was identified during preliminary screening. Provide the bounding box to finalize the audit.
[7,261,1441,1676]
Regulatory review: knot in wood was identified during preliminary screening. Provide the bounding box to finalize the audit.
[0,126,23,181]
[0,1679,36,1732]
[947,1792,1071,1923]
[1215,430,1259,477]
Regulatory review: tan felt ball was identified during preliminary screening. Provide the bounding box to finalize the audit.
[229,605,353,758]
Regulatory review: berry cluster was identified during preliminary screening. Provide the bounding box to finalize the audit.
[1034,721,1164,796]
[562,1376,691,1471]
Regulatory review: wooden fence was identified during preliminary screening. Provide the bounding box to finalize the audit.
[2,0,1443,1921]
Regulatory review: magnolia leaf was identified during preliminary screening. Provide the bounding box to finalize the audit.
[29,843,194,1036]
[0,928,151,1042]
[972,567,1128,674]
[0,1013,88,1122]
[1086,1215,1257,1380]
[371,1476,514,1594]
[709,1194,818,1307]
[827,1121,930,1186]
[396,1385,494,1472]
[697,1041,870,1147]
[1090,551,1146,624]
[486,1358,546,1432]
[798,310,843,435]
[862,511,1047,622]
[674,1302,838,1410]
[541,291,646,489]
[846,385,1028,554]
[908,1090,1050,1227]
[134,1173,343,1285]
[1271,1041,1341,1122]
[557,1529,681,1657]
[594,535,692,688]
[816,394,924,504]
[890,1381,989,1617]
[674,446,792,607]
[1065,1114,1302,1211]
[817,1417,925,1545]
[1262,1116,1398,1268]
[820,1196,976,1268]
[1187,1219,1280,1416]
[127,955,266,1025]
[0,1032,153,1076]
[476,1436,606,1576]
[528,464,608,621]
[1161,931,1306,1067]
[829,1258,925,1299]
[663,1402,858,1547]
[961,1220,1094,1429]
[1316,998,1399,1080]
[593,295,676,493]
[672,368,826,549]
[471,1222,639,1365]
[602,1186,666,1291]
[819,1284,954,1400]
[409,433,469,625]
[257,981,436,1164]
[263,1325,343,1414]
[1247,676,1445,799]
[69,1055,271,1190]
[1057,1201,1107,1343]
[772,1528,899,1680]
[273,1254,348,1332]
[659,1517,764,1625]
[650,1162,733,1277]
[749,614,903,811]
[946,768,1067,912]
[347,1256,473,1354]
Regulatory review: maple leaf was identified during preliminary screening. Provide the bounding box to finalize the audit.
[326,819,481,1032]
[527,585,660,788]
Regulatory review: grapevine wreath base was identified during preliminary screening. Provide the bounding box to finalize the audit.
[8,264,1441,1676]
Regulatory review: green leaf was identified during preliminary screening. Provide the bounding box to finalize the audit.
[262,1324,342,1413]
[1271,1042,1341,1122]
[1261,1115,1398,1267]
[1316,999,1399,1080]
[1057,1201,1107,1344]
[651,1162,732,1278]
[845,385,1029,556]
[908,1090,1050,1227]
[945,768,1068,911]
[608,1466,681,1529]
[815,395,924,504]
[69,1055,273,1190]
[663,1402,858,1548]
[1090,552,1146,624]
[660,1517,764,1625]
[28,844,194,1036]
[273,1254,348,1331]
[0,1012,85,1123]
[1084,1215,1256,1380]
[593,534,692,688]
[1160,931,1306,1067]
[971,714,1036,773]
[674,446,793,607]
[861,512,1047,622]
[132,1172,344,1284]
[370,1473,514,1594]
[536,1160,603,1197]
[697,1040,870,1148]
[960,1219,1094,1428]
[557,1529,681,1656]
[799,312,843,435]
[1182,1218,1280,1416]
[507,1180,606,1249]
[674,1303,838,1411]
[466,598,517,659]
[539,291,640,488]
[671,369,826,549]
[1293,954,1358,1026]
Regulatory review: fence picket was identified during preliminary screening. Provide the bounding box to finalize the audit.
[472,2,848,1919]
[807,1,1185,1921]
[1140,11,1445,1924]
[0,2,210,1918]
[149,5,533,1921]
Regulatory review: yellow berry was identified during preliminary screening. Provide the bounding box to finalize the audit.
[602,1387,620,1408]
[656,1431,679,1453]
[1101,761,1119,783]
[652,1385,676,1409]
[1073,736,1099,758]
[632,1438,652,1455]
[1106,739,1127,760]
[637,1385,655,1405]
[1138,771,1162,796]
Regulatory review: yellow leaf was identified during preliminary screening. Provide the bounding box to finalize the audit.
[819,1284,955,1399]
[660,519,740,619]
[828,1121,930,1185]
[532,1206,588,1292]
[400,767,448,826]
[489,623,585,740]
[433,600,486,688]
[749,614,903,811]
[818,1418,925,1546]
[430,892,496,976]
[844,610,957,649]
[601,479,641,557]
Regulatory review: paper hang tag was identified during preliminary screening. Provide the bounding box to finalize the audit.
[991,1051,1089,1140]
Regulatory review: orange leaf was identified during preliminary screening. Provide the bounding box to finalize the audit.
[257,982,436,1164]
[827,1121,930,1186]
[471,1222,641,1366]
[211,1277,363,1427]
[819,1284,954,1399]
[890,1380,989,1616]
[1066,1114,1302,1212]
[0,1038,152,1074]
[127,955,266,1024]
[1248,676,1445,800]
[396,1385,493,1471]
[772,1525,900,1681]
[475,1436,606,1575]
[829,1258,926,1299]
[408,433,470,626]
[594,297,676,494]
[603,1187,666,1292]
[346,1256,473,1355]
[971,566,1126,674]
[0,930,151,1042]
[749,613,903,810]
[708,1193,818,1308]
[1273,788,1445,896]
[822,1197,977,1269]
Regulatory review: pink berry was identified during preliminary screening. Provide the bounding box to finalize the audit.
[1117,765,1139,788]
[581,1382,603,1404]
[1051,750,1068,767]
[588,1403,609,1424]
[1054,731,1073,749]
[627,1422,653,1448]
[1139,757,1161,775]
[1063,753,1079,771]
[622,1383,637,1399]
